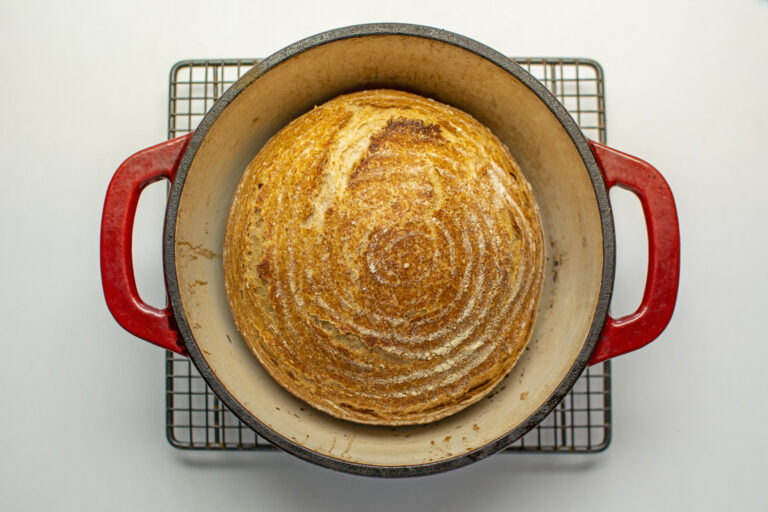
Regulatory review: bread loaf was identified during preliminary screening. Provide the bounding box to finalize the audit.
[223,89,545,425]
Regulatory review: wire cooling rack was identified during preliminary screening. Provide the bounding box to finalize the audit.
[166,58,611,452]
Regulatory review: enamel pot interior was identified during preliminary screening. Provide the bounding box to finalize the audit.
[167,26,611,476]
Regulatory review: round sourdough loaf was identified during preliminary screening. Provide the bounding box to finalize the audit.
[223,89,545,425]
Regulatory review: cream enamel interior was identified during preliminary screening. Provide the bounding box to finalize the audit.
[173,35,604,467]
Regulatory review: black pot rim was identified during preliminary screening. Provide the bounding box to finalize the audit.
[163,22,615,478]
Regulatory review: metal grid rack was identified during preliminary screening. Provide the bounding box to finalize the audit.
[166,58,611,453]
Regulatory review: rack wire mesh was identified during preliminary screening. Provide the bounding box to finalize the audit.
[166,58,610,453]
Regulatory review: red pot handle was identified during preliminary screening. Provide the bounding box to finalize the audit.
[587,140,680,365]
[100,134,193,355]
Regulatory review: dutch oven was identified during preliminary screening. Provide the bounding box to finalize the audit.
[100,24,680,477]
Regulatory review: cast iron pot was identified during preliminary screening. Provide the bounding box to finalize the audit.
[100,24,680,477]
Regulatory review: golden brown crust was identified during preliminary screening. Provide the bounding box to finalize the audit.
[223,90,545,425]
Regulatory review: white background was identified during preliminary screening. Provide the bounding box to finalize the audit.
[1,0,766,510]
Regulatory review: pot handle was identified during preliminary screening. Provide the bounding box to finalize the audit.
[587,140,680,365]
[100,134,193,355]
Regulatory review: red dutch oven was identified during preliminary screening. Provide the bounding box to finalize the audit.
[100,24,679,477]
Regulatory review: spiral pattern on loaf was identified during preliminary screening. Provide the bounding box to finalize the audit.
[224,90,544,425]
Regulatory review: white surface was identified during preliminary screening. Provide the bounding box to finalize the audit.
[1,0,766,510]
